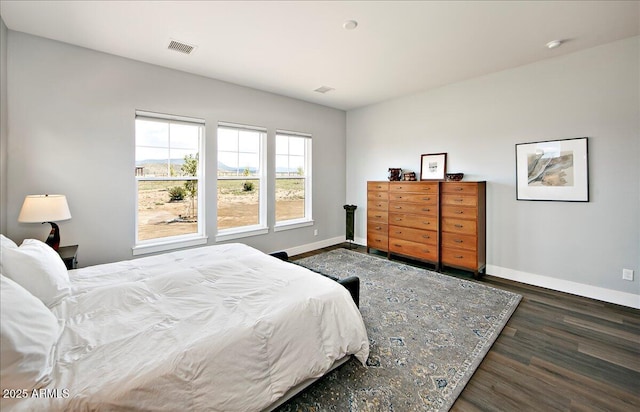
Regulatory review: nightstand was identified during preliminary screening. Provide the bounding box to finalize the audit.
[58,245,78,270]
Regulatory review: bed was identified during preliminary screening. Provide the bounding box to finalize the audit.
[0,238,369,411]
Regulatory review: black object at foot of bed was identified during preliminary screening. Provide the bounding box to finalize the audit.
[270,251,360,308]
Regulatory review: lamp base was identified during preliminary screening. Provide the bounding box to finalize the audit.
[44,222,61,251]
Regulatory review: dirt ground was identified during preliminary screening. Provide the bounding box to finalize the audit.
[138,184,304,240]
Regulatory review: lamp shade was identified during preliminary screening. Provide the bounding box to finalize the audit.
[18,195,71,223]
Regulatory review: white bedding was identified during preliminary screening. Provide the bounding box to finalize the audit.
[6,243,369,411]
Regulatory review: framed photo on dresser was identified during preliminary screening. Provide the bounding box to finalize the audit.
[420,153,447,180]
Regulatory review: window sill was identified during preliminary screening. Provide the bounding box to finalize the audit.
[132,235,208,256]
[216,226,269,242]
[274,219,314,232]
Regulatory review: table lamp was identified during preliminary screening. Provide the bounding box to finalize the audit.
[18,194,71,251]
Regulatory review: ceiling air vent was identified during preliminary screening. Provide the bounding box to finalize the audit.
[314,86,335,94]
[168,40,196,55]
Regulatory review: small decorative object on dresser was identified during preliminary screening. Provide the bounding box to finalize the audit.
[388,168,402,181]
[403,171,417,181]
[446,173,464,181]
[420,153,447,180]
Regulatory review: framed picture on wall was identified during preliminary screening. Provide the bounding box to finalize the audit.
[420,153,447,180]
[515,137,589,202]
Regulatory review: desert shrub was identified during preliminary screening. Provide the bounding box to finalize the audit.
[168,186,186,201]
[242,181,255,192]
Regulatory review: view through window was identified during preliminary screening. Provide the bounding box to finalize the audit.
[135,113,204,243]
[275,131,311,224]
[217,123,266,232]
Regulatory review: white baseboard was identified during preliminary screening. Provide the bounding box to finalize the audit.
[279,236,346,258]
[487,264,640,309]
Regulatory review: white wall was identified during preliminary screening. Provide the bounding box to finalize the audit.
[5,31,347,266]
[347,37,640,307]
[0,18,8,234]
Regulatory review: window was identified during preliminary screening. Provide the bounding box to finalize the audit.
[217,122,267,238]
[275,130,312,229]
[134,111,205,254]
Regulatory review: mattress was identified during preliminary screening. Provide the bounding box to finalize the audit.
[7,243,369,411]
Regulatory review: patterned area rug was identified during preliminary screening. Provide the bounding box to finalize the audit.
[278,249,521,411]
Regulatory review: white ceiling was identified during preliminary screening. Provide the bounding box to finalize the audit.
[1,1,638,111]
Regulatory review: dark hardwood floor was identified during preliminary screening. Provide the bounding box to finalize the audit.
[292,243,640,411]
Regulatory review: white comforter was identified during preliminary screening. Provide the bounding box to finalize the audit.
[13,243,369,411]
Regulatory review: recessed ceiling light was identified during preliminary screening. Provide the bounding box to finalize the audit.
[314,86,335,94]
[343,20,358,30]
[546,40,563,49]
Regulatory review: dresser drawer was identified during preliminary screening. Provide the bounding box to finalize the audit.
[388,202,437,215]
[441,232,477,251]
[367,233,388,251]
[367,211,388,224]
[389,182,438,193]
[441,194,477,207]
[389,193,437,204]
[389,239,437,262]
[441,205,477,219]
[441,182,478,195]
[389,213,438,230]
[367,181,389,191]
[441,248,477,270]
[441,217,477,236]
[368,190,389,201]
[367,199,388,212]
[368,222,388,235]
[389,225,437,245]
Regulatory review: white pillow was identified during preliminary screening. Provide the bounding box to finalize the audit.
[0,234,18,273]
[2,238,71,307]
[0,275,62,390]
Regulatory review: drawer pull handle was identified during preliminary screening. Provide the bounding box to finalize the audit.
[375,226,382,230]
[455,210,464,214]
[422,208,431,212]
[397,196,403,199]
[423,249,430,253]
[454,239,463,243]
[422,235,430,239]
[423,222,431,225]
[455,255,464,259]
[395,231,402,235]
[394,244,402,248]
[455,224,463,228]
[422,197,431,201]
[375,215,383,218]
[455,198,464,202]
[455,187,464,191]
[395,218,402,221]
[394,206,402,209]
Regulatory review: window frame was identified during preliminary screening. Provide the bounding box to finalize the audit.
[215,122,268,241]
[274,129,313,231]
[132,111,207,255]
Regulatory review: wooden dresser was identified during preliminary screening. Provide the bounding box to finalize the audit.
[366,181,389,253]
[440,181,486,276]
[367,180,486,278]
[387,181,439,266]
